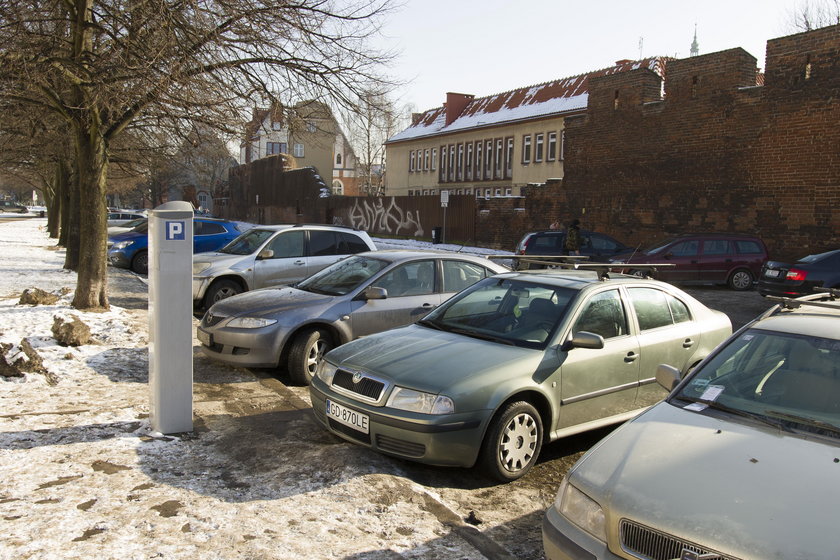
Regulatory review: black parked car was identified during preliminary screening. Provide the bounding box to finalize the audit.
[757,249,840,297]
[513,229,629,269]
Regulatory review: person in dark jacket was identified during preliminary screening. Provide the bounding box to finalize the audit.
[564,219,581,255]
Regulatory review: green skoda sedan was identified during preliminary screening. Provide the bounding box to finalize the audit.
[309,269,732,481]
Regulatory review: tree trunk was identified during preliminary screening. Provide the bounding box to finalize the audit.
[70,128,109,310]
[62,159,81,271]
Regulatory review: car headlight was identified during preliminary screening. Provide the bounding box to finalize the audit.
[112,240,134,250]
[193,262,212,275]
[315,359,337,384]
[226,317,277,329]
[386,387,455,414]
[556,478,606,541]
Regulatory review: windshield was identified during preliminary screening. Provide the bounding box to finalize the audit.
[121,218,146,229]
[130,222,148,233]
[674,329,840,438]
[420,278,576,349]
[218,228,276,255]
[297,255,389,296]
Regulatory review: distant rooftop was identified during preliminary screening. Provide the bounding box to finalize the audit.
[387,58,668,144]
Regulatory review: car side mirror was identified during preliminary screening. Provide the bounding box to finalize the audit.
[565,331,605,350]
[256,248,274,260]
[656,364,682,391]
[364,286,387,300]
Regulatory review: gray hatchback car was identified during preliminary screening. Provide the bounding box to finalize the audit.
[309,269,732,481]
[198,251,508,384]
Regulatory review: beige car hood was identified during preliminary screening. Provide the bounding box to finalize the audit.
[570,401,840,560]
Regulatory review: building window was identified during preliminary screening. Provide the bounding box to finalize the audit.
[535,133,544,163]
[485,140,493,179]
[475,141,483,180]
[432,148,437,171]
[424,149,430,171]
[306,121,317,132]
[272,122,282,131]
[505,187,512,196]
[448,144,455,182]
[560,131,566,161]
[505,137,513,178]
[494,139,503,179]
[522,135,531,163]
[547,132,557,161]
[466,143,473,180]
[439,146,447,182]
[267,142,286,155]
[457,144,464,181]
[332,180,344,195]
[336,153,342,165]
[409,151,415,172]
[293,143,304,157]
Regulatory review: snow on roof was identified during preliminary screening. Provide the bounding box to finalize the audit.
[387,57,667,143]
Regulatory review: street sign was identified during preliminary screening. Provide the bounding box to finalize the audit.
[440,190,449,208]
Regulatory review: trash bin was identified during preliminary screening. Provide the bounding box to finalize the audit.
[431,226,442,244]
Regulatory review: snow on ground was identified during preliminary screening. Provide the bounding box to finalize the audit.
[0,219,552,560]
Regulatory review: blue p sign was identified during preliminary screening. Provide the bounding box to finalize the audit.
[166,221,185,241]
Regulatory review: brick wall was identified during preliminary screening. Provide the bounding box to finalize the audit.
[474,25,839,260]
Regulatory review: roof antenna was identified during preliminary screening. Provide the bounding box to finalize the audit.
[638,37,644,59]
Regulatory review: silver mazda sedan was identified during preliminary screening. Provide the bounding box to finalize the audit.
[197,251,508,384]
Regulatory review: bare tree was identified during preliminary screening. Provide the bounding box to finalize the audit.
[786,0,840,30]
[0,0,396,309]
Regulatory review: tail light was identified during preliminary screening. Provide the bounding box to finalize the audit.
[786,268,808,281]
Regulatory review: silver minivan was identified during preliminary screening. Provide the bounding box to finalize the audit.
[543,291,840,560]
[192,224,376,309]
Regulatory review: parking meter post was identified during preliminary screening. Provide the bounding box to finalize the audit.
[148,201,194,434]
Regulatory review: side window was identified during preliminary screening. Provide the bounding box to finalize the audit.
[590,234,619,252]
[667,294,691,323]
[572,290,627,339]
[628,287,673,331]
[375,264,413,297]
[340,232,371,254]
[703,240,732,255]
[309,230,339,256]
[735,240,763,254]
[399,260,436,296]
[669,240,699,257]
[197,222,225,236]
[268,230,305,258]
[442,261,486,292]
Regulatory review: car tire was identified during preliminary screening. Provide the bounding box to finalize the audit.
[478,401,543,482]
[728,269,753,291]
[288,328,333,386]
[205,279,243,306]
[131,251,148,275]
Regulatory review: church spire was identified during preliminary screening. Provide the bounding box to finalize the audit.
[690,24,700,57]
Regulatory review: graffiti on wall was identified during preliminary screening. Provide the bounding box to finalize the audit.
[346,197,424,237]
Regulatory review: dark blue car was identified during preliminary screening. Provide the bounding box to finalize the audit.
[757,249,840,297]
[107,217,250,275]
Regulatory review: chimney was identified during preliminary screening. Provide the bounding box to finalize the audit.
[445,92,474,126]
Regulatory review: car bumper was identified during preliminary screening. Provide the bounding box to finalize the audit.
[309,377,487,468]
[107,251,131,269]
[542,506,619,560]
[197,325,285,368]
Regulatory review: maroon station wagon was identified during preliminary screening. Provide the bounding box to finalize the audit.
[611,233,768,291]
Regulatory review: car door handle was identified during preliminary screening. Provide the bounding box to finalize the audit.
[683,338,694,348]
[624,352,638,363]
[421,303,437,309]
[294,260,305,266]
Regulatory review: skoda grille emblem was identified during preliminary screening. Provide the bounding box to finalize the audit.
[352,372,364,384]
[679,551,718,560]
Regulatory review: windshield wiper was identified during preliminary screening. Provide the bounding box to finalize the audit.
[675,396,793,432]
[417,318,443,331]
[763,410,840,436]
[446,327,516,346]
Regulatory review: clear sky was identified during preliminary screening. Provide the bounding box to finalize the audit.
[375,0,801,113]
